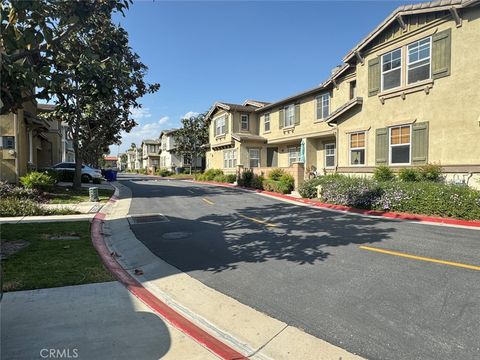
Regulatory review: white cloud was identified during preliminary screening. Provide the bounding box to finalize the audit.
[129,107,152,121]
[182,111,199,119]
[114,116,170,152]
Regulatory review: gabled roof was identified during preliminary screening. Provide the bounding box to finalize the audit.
[326,97,363,124]
[159,128,179,138]
[343,0,479,62]
[242,100,271,107]
[141,139,161,145]
[205,101,264,121]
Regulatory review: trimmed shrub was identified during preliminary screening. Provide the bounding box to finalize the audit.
[279,173,294,192]
[268,168,287,181]
[373,182,480,220]
[157,169,173,177]
[203,169,224,181]
[213,174,227,183]
[398,168,419,182]
[298,177,324,199]
[238,169,263,189]
[418,163,443,182]
[319,175,382,209]
[262,179,291,194]
[0,198,77,217]
[225,174,237,183]
[373,166,395,182]
[20,171,55,191]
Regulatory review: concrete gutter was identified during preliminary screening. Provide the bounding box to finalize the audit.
[94,181,365,359]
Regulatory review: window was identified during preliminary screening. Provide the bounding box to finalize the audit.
[389,125,411,164]
[407,37,431,84]
[350,132,366,165]
[284,105,295,127]
[288,147,300,165]
[223,149,237,168]
[241,114,249,131]
[325,143,336,168]
[349,81,357,100]
[1,136,15,149]
[316,93,330,120]
[264,114,270,133]
[381,48,402,91]
[215,116,226,136]
[249,148,260,168]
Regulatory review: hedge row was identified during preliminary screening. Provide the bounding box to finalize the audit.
[299,175,480,220]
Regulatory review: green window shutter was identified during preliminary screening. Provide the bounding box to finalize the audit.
[213,119,217,136]
[278,109,284,129]
[375,128,388,165]
[225,116,229,134]
[368,57,381,97]
[411,121,429,165]
[294,104,300,125]
[432,28,451,79]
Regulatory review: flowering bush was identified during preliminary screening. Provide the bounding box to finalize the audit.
[298,177,324,199]
[0,181,43,202]
[319,176,382,209]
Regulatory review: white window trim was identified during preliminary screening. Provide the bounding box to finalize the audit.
[349,132,367,167]
[406,36,432,85]
[215,115,226,137]
[284,104,295,128]
[324,143,336,168]
[241,114,249,131]
[381,47,403,92]
[264,113,271,133]
[287,146,300,166]
[388,125,412,165]
[249,148,260,168]
[316,93,330,121]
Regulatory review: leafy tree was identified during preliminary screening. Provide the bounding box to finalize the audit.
[130,143,137,149]
[43,9,159,188]
[0,0,131,114]
[174,113,208,171]
[120,153,128,164]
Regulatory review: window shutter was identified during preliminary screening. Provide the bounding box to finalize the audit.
[375,128,388,165]
[214,119,217,136]
[432,28,451,79]
[412,121,429,165]
[279,109,284,129]
[225,116,229,134]
[294,104,300,125]
[368,57,381,97]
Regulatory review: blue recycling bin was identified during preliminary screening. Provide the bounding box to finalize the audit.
[105,169,114,181]
[112,170,118,181]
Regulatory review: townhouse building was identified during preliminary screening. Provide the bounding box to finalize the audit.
[159,129,203,171]
[205,0,480,189]
[141,139,161,172]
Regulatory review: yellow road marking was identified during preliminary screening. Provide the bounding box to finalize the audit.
[238,214,276,227]
[359,245,480,271]
[202,198,214,205]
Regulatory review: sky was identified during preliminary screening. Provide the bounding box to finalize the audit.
[111,0,423,154]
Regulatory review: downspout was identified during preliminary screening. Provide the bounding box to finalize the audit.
[14,113,19,184]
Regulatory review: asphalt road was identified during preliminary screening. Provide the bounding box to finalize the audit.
[120,174,480,360]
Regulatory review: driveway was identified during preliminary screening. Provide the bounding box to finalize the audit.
[121,175,480,360]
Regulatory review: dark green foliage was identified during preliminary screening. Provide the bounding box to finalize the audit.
[20,171,55,191]
[268,168,287,181]
[398,168,419,182]
[225,174,237,183]
[418,163,443,182]
[237,169,263,189]
[373,166,395,182]
[298,177,324,199]
[195,169,224,181]
[0,198,77,217]
[157,169,173,177]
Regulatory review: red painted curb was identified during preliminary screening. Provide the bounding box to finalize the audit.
[192,180,480,228]
[91,210,248,359]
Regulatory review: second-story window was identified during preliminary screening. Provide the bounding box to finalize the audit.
[381,48,402,91]
[241,114,249,131]
[215,116,226,136]
[284,105,295,127]
[407,37,431,84]
[316,93,330,120]
[264,113,270,132]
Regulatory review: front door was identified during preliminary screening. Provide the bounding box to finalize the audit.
[267,147,278,167]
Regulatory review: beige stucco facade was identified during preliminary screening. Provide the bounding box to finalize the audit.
[205,2,480,189]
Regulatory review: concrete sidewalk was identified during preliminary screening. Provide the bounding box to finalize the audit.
[1,282,217,360]
[102,180,364,360]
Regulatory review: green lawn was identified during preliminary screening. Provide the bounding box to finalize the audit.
[1,221,114,292]
[47,187,114,204]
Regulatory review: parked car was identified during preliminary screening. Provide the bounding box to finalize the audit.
[50,162,103,183]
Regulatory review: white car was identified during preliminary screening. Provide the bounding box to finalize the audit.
[51,162,103,183]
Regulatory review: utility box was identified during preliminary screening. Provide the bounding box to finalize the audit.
[89,187,99,202]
